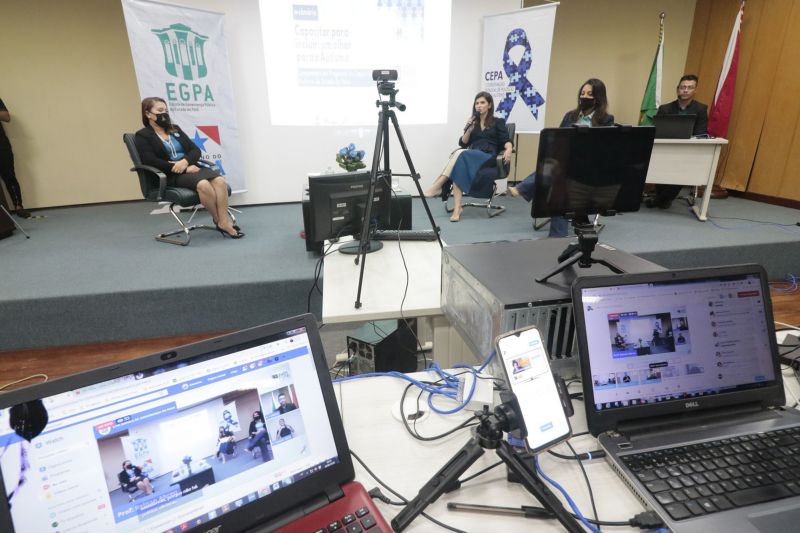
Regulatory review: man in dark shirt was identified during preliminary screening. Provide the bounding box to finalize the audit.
[646,75,709,209]
[0,99,30,218]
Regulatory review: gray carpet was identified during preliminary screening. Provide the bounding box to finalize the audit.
[1,192,799,351]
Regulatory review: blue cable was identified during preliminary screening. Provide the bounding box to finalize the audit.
[534,456,602,533]
[333,350,495,414]
[769,274,798,293]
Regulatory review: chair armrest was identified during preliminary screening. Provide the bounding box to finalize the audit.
[495,154,511,179]
[130,165,168,201]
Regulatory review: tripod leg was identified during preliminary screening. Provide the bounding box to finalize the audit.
[0,205,30,238]
[353,111,387,309]
[496,442,584,533]
[535,251,584,284]
[391,437,485,532]
[388,112,443,249]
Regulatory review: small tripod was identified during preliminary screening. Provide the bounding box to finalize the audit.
[391,391,583,533]
[535,220,622,283]
[351,75,442,309]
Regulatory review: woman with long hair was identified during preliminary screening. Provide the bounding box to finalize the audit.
[424,91,513,222]
[134,97,244,238]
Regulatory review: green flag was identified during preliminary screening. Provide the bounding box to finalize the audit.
[639,14,664,125]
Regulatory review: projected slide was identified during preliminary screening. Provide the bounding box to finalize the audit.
[260,0,451,126]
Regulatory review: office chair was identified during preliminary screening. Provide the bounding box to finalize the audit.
[120,481,144,502]
[122,133,236,246]
[444,122,516,218]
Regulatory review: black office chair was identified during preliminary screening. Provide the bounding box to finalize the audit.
[120,480,143,502]
[444,122,515,218]
[122,133,235,246]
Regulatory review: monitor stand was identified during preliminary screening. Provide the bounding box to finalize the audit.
[535,221,624,283]
[338,239,383,255]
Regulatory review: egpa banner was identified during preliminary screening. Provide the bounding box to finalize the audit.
[481,3,557,133]
[121,0,245,191]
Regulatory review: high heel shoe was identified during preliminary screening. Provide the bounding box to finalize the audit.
[216,224,245,239]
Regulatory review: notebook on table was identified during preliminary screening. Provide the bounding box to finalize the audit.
[0,314,390,533]
[652,114,697,139]
[571,265,800,533]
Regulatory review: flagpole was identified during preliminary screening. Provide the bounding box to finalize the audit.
[638,12,665,125]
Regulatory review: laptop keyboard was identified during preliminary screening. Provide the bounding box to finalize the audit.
[622,427,800,521]
[313,506,382,533]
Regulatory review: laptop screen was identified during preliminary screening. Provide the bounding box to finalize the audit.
[575,269,779,424]
[0,317,345,533]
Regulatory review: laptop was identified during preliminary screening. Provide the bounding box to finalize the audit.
[571,265,800,533]
[0,314,390,533]
[652,114,697,139]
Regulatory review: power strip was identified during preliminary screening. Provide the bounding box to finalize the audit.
[781,333,800,371]
[456,372,494,411]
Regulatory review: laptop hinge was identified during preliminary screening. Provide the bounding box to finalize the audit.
[615,402,767,439]
[255,484,346,532]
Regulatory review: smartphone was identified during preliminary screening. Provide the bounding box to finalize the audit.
[495,326,571,454]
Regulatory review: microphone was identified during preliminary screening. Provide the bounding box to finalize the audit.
[464,111,480,132]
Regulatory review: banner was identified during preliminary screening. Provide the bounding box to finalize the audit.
[481,4,558,133]
[121,0,245,191]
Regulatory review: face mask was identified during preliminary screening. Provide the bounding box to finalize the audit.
[154,112,171,128]
[578,98,594,111]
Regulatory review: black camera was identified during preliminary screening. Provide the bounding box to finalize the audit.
[372,69,398,82]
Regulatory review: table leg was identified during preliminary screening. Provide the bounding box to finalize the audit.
[691,144,722,221]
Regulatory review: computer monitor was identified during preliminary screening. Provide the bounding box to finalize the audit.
[307,171,392,251]
[530,126,655,220]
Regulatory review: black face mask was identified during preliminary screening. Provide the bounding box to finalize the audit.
[578,98,595,111]
[154,112,171,128]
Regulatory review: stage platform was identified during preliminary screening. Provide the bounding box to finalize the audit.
[1,194,799,351]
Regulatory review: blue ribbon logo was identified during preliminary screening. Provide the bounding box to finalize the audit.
[496,28,545,120]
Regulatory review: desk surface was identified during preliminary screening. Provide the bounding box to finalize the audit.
[322,237,442,324]
[339,366,800,532]
[337,371,643,532]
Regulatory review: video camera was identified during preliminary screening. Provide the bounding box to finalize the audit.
[372,69,399,98]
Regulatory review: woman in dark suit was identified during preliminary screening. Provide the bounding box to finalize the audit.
[424,91,513,222]
[135,97,244,238]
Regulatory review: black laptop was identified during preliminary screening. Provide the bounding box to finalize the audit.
[572,265,800,533]
[0,314,390,532]
[653,114,697,139]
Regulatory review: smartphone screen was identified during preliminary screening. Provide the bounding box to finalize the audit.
[496,327,571,453]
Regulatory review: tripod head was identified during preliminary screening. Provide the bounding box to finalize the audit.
[474,390,527,449]
[372,69,406,111]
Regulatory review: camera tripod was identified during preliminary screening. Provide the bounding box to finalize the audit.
[391,391,583,533]
[350,84,443,309]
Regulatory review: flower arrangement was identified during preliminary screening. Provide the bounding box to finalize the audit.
[336,143,366,172]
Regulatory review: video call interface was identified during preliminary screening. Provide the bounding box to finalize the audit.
[0,327,338,533]
[580,274,776,412]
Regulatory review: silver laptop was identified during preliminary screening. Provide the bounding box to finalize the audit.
[572,264,800,533]
[0,314,390,532]
[653,114,697,139]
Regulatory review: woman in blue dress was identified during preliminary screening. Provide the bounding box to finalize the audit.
[425,92,513,222]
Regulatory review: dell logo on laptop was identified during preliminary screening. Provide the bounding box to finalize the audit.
[685,401,700,409]
[204,527,221,533]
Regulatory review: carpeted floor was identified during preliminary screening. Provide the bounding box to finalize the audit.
[1,191,799,351]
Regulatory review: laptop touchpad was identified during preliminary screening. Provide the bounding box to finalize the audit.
[748,505,800,532]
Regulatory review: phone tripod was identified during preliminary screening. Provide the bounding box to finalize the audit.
[350,86,442,309]
[535,220,622,283]
[391,391,583,532]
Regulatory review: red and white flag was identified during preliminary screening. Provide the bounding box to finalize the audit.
[707,1,744,138]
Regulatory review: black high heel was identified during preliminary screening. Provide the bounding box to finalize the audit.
[215,224,245,239]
